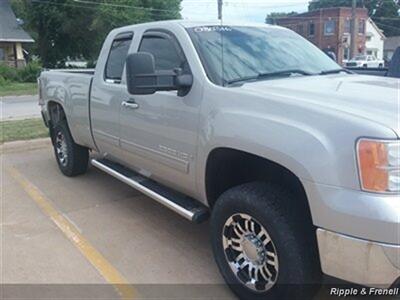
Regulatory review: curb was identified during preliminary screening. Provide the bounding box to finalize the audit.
[0,137,51,154]
[0,94,38,101]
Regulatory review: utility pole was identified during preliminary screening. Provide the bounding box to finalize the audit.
[218,0,223,20]
[350,0,357,59]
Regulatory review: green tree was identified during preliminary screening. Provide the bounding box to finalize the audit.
[11,0,182,67]
[369,0,400,36]
[308,0,358,11]
[265,11,298,24]
[91,0,181,57]
[12,0,97,67]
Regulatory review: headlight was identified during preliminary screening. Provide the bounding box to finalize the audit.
[357,139,400,193]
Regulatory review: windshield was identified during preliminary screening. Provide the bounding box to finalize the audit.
[187,26,340,86]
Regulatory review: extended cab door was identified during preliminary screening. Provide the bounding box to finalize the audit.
[90,32,133,155]
[119,29,202,196]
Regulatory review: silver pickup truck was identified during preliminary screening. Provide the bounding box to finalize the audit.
[39,21,399,299]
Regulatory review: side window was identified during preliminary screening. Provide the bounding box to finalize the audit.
[139,34,189,73]
[105,33,133,83]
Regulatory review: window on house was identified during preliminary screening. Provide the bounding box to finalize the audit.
[105,33,133,83]
[309,23,315,36]
[358,19,365,34]
[344,19,350,33]
[324,20,335,35]
[0,48,4,61]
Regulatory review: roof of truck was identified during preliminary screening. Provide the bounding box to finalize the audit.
[177,20,279,28]
[116,19,281,31]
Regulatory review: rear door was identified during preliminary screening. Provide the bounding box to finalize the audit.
[91,32,133,155]
[119,29,202,195]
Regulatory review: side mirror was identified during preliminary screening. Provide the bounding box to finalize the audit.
[126,52,158,95]
[126,52,193,96]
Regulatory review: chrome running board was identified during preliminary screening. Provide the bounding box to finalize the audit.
[91,158,209,223]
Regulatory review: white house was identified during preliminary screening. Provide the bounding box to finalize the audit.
[0,0,34,68]
[365,18,385,59]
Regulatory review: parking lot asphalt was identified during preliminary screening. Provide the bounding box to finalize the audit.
[1,141,235,299]
[1,140,394,300]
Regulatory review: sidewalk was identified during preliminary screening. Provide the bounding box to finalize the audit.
[0,94,40,121]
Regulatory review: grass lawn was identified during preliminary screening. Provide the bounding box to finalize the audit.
[0,82,37,97]
[0,118,48,144]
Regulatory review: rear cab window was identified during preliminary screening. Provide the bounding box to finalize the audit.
[105,32,133,84]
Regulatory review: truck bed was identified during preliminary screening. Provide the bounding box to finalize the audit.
[39,69,96,149]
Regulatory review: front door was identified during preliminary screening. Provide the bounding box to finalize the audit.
[119,30,201,195]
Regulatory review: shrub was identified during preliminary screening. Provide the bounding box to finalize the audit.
[0,75,8,86]
[17,61,42,83]
[0,64,18,81]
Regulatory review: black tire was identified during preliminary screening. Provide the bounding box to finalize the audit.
[210,182,321,300]
[52,120,89,177]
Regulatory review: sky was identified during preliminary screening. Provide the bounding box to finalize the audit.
[181,0,310,23]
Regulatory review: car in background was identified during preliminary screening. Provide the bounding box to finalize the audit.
[346,47,400,78]
[345,54,384,68]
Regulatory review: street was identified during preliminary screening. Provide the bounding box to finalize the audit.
[0,95,40,121]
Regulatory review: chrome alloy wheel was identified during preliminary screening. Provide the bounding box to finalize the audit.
[222,213,279,292]
[55,131,68,167]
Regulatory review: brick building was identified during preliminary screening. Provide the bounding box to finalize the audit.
[275,7,368,65]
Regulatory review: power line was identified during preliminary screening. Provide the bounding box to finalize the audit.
[73,0,180,13]
[32,0,199,15]
[32,0,99,10]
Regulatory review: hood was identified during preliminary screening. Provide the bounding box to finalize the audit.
[237,74,400,137]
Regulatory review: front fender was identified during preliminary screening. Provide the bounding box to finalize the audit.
[197,110,334,194]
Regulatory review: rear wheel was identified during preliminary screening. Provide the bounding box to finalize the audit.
[52,121,89,176]
[210,182,321,300]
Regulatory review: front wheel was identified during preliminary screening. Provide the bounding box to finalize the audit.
[210,182,321,300]
[52,121,89,177]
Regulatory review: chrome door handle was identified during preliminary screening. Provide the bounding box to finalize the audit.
[122,100,139,109]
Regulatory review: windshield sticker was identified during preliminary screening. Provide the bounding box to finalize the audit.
[193,26,232,33]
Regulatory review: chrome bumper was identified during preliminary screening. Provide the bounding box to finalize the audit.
[317,229,400,288]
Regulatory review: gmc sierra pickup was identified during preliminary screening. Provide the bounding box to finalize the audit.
[39,21,400,300]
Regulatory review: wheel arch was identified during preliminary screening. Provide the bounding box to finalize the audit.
[47,100,67,124]
[47,100,74,144]
[204,147,313,223]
